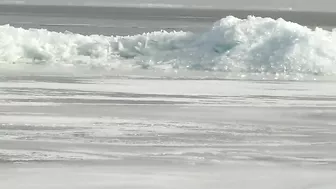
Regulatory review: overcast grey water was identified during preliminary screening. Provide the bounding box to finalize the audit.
[2,5,336,35]
[0,4,336,189]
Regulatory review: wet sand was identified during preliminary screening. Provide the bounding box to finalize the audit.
[1,76,336,188]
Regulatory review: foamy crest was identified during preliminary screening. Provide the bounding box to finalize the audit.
[0,16,336,77]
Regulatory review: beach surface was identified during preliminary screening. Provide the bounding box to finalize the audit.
[0,4,336,189]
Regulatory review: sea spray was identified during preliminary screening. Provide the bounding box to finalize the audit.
[0,16,336,77]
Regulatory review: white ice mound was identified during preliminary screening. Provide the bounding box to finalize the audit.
[1,15,336,75]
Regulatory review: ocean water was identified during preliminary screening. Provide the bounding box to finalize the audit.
[0,5,336,189]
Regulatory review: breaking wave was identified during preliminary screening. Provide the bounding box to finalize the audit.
[1,16,336,78]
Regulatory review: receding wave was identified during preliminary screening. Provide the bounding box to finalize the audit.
[1,16,336,79]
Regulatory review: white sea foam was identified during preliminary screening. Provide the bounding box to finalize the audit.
[1,16,336,78]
